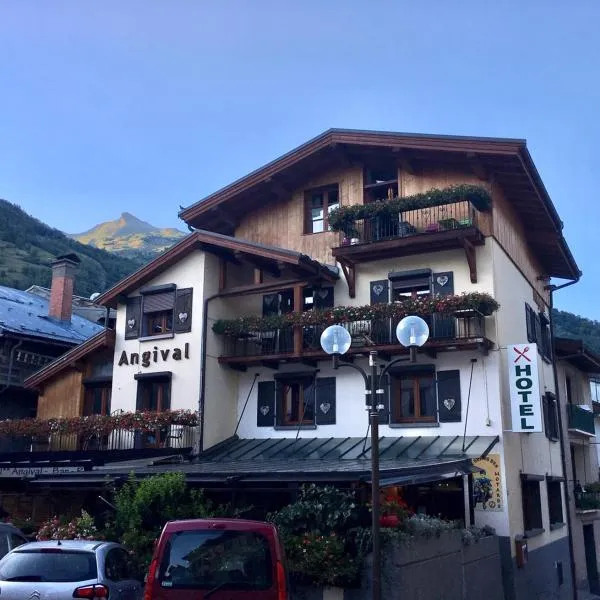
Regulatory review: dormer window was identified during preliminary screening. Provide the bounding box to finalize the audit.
[304,185,339,234]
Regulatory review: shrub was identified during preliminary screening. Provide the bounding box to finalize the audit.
[37,510,101,541]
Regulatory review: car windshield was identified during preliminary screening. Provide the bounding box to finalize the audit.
[159,530,272,590]
[0,550,97,582]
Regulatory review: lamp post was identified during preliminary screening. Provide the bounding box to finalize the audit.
[320,315,430,600]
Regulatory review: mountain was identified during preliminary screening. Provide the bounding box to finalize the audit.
[0,200,143,298]
[553,309,600,356]
[70,212,186,260]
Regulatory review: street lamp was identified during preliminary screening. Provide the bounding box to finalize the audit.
[320,315,430,600]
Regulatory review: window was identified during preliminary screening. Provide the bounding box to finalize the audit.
[105,548,134,581]
[304,186,339,234]
[142,290,175,337]
[0,550,97,583]
[547,479,564,528]
[137,377,171,412]
[157,530,272,591]
[591,379,600,403]
[84,383,112,416]
[390,270,432,302]
[278,380,314,426]
[521,476,544,534]
[543,392,559,441]
[391,371,436,423]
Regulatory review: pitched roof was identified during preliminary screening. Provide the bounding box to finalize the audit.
[24,328,115,390]
[179,128,579,280]
[96,229,339,308]
[0,285,103,345]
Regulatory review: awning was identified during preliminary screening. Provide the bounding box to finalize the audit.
[26,435,498,486]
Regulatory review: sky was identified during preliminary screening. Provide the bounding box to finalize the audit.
[0,1,599,317]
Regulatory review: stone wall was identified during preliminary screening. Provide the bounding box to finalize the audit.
[290,532,504,600]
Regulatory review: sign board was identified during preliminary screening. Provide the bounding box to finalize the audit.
[508,343,542,432]
[473,453,503,511]
[0,466,85,479]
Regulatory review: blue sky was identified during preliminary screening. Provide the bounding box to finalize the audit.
[1,1,598,317]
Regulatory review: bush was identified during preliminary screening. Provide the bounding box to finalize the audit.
[37,510,101,541]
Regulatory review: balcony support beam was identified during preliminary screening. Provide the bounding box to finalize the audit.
[463,238,478,283]
[339,259,356,298]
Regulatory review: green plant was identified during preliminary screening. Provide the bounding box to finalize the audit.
[104,473,230,572]
[37,510,102,541]
[212,292,500,336]
[327,184,491,233]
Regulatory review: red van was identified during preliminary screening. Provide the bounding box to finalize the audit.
[143,518,287,600]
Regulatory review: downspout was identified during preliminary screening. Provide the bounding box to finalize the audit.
[548,276,580,600]
[196,293,220,457]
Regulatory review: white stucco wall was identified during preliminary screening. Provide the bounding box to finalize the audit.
[111,251,206,414]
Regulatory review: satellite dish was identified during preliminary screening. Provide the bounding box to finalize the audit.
[90,292,101,301]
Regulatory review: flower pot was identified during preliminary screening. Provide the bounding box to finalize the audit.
[341,237,351,246]
[380,515,399,527]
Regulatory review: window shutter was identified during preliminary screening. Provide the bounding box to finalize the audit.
[256,381,275,427]
[262,293,279,317]
[314,287,334,309]
[125,296,142,340]
[174,288,193,333]
[370,280,389,304]
[432,272,454,296]
[542,393,550,438]
[525,304,535,343]
[142,292,175,314]
[437,370,461,422]
[534,313,542,348]
[378,373,391,425]
[432,272,455,338]
[315,377,336,425]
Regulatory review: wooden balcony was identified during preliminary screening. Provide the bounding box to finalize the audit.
[332,201,486,295]
[218,310,491,370]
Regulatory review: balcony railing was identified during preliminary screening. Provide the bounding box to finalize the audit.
[337,201,478,247]
[567,404,596,436]
[575,489,600,510]
[220,311,487,359]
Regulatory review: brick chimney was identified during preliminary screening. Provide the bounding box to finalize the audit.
[49,253,80,321]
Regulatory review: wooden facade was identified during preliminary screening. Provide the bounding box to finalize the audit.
[36,368,84,420]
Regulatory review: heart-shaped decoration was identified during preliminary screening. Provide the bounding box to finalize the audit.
[372,284,384,296]
[259,405,270,416]
[443,398,455,411]
[317,289,329,299]
[320,402,331,414]
[127,319,136,329]
[178,312,188,323]
[437,275,449,287]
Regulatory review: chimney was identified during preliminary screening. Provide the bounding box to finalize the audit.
[49,253,80,321]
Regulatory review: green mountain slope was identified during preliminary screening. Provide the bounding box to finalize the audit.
[70,212,185,260]
[0,200,143,297]
[553,309,600,356]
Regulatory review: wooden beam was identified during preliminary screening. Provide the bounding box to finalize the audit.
[254,269,263,285]
[466,153,488,181]
[339,260,356,298]
[463,238,477,283]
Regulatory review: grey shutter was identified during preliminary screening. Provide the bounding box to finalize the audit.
[125,296,142,340]
[256,381,275,427]
[314,287,334,309]
[315,377,336,425]
[533,313,542,348]
[263,293,279,317]
[370,280,389,304]
[432,272,455,339]
[542,393,550,439]
[143,292,175,314]
[437,370,461,422]
[174,288,193,333]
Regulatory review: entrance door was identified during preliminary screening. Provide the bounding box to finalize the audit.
[583,524,600,593]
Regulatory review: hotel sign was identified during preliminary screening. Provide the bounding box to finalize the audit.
[509,343,542,432]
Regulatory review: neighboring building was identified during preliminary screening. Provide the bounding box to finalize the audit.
[0,254,103,422]
[555,337,600,594]
[18,130,581,599]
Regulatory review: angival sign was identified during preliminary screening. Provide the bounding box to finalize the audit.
[509,343,542,432]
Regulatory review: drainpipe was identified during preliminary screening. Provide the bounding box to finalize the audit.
[548,276,580,600]
[196,292,220,457]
